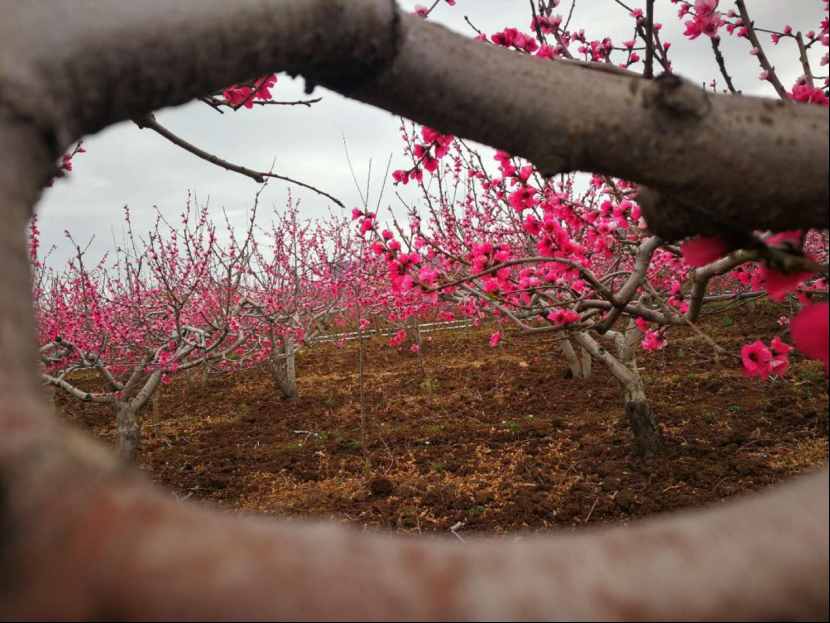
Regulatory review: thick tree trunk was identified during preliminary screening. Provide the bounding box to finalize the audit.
[574,330,662,454]
[579,346,592,379]
[618,322,662,455]
[624,381,662,456]
[271,338,297,400]
[115,400,141,462]
[560,337,592,379]
[114,371,162,462]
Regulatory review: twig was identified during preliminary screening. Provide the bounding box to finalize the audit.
[710,37,738,93]
[203,95,322,110]
[734,0,788,99]
[450,521,466,542]
[795,32,815,87]
[133,113,344,207]
[584,496,599,523]
[643,0,655,79]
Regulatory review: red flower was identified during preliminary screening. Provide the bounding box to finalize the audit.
[790,303,829,375]
[741,340,772,379]
[680,236,730,267]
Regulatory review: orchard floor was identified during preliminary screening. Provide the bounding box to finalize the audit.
[56,302,828,535]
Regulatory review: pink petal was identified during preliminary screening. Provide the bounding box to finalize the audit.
[790,303,829,374]
[765,230,802,247]
[763,265,813,302]
[680,236,729,267]
[770,336,792,355]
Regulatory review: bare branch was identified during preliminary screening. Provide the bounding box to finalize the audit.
[133,113,344,207]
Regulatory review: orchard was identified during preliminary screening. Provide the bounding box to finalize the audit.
[1,0,828,619]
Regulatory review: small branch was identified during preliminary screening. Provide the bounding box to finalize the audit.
[133,113,344,207]
[643,0,655,80]
[734,0,789,99]
[710,37,738,93]
[795,33,815,87]
[584,496,600,523]
[203,95,323,110]
[463,15,486,39]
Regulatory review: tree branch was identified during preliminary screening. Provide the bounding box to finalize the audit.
[133,113,344,207]
[5,1,826,238]
[734,0,789,99]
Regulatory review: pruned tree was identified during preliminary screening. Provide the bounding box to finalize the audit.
[35,200,255,461]
[0,1,827,619]
[241,197,356,399]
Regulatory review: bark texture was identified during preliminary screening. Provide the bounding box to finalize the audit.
[271,339,298,400]
[115,402,141,462]
[574,330,663,454]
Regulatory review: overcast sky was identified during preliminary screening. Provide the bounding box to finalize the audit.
[36,1,825,266]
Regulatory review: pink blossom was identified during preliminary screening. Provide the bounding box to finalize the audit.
[388,329,407,347]
[683,0,722,39]
[392,169,410,184]
[771,336,792,355]
[537,44,555,59]
[763,265,813,301]
[641,330,666,351]
[790,302,829,374]
[791,81,830,106]
[680,236,729,267]
[769,336,792,376]
[741,340,772,379]
[254,74,277,100]
[489,331,502,348]
[546,308,580,325]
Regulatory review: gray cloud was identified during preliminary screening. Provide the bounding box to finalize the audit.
[37,0,825,266]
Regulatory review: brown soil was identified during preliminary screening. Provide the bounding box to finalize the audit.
[55,302,828,535]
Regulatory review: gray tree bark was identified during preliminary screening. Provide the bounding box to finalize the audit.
[114,400,141,462]
[271,337,298,400]
[560,336,592,379]
[114,370,162,462]
[575,329,663,455]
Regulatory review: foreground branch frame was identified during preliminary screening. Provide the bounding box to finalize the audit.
[0,1,827,619]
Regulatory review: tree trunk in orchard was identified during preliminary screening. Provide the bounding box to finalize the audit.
[271,337,298,400]
[579,346,592,378]
[617,320,662,455]
[560,337,592,379]
[623,377,662,456]
[408,316,426,378]
[115,400,141,462]
[574,329,662,455]
[150,391,161,425]
[113,370,163,462]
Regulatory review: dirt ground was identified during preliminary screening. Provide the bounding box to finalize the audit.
[55,301,829,535]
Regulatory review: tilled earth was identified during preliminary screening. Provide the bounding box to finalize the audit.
[56,302,829,535]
